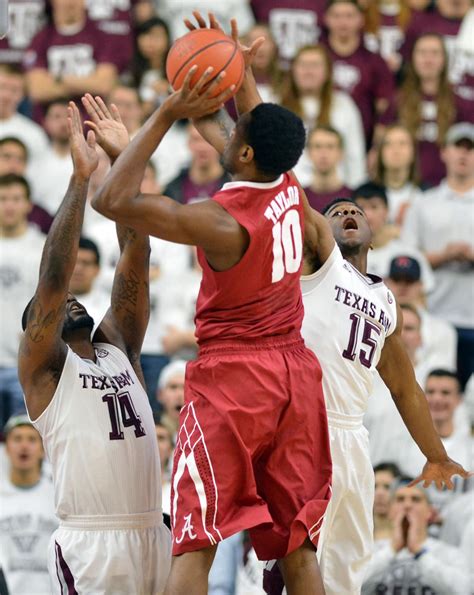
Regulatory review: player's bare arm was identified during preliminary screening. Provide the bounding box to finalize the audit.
[82,93,152,383]
[377,301,471,489]
[18,103,99,419]
[91,69,248,271]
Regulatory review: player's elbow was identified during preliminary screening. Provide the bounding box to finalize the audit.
[92,187,119,217]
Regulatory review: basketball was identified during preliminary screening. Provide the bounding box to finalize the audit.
[166,28,245,98]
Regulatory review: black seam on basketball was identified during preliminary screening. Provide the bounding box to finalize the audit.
[211,40,238,87]
[171,39,234,87]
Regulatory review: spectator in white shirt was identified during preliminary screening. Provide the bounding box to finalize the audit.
[354,182,435,292]
[374,124,423,226]
[0,174,45,426]
[0,64,49,164]
[0,414,57,595]
[362,478,470,595]
[156,360,186,441]
[28,99,73,216]
[401,122,474,389]
[385,255,457,372]
[373,462,401,544]
[68,238,109,329]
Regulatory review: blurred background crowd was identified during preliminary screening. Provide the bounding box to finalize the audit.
[0,0,473,593]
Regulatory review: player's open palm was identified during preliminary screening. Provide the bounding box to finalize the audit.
[184,11,265,70]
[409,458,472,490]
[68,102,98,179]
[82,93,129,160]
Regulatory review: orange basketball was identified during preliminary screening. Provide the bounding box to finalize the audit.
[166,28,245,99]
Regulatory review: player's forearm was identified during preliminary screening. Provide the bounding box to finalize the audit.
[38,174,89,288]
[92,105,173,216]
[234,67,263,116]
[192,108,235,155]
[392,383,448,463]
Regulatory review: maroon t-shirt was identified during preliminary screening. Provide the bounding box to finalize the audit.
[86,0,139,73]
[181,176,226,205]
[23,19,118,121]
[303,185,353,213]
[325,41,396,145]
[0,0,46,66]
[251,0,326,68]
[364,13,406,64]
[411,92,472,187]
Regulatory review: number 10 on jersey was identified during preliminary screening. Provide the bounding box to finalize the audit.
[271,210,303,283]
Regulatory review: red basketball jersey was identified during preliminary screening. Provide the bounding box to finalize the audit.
[195,173,305,343]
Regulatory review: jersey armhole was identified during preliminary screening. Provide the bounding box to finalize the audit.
[301,244,341,293]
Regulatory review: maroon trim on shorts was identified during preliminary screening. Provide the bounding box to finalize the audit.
[55,541,78,594]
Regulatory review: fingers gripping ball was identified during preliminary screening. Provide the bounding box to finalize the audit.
[166,28,245,98]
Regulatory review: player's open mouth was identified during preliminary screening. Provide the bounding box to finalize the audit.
[343,218,358,231]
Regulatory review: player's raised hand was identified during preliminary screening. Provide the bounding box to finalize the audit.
[161,66,235,121]
[409,458,472,490]
[184,11,265,69]
[68,101,98,180]
[82,93,129,160]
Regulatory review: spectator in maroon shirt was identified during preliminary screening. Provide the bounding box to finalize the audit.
[398,33,472,187]
[163,125,230,205]
[323,0,396,147]
[23,0,118,122]
[0,138,53,234]
[250,0,326,69]
[361,0,413,72]
[303,126,352,212]
[0,0,46,67]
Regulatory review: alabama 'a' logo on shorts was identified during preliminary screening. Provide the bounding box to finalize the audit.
[175,514,197,543]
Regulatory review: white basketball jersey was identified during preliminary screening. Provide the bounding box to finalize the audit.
[301,246,397,417]
[32,343,161,518]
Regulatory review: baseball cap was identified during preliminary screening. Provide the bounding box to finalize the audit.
[444,122,474,146]
[389,256,421,282]
[3,413,32,436]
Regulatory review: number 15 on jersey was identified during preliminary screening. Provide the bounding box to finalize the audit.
[271,210,303,283]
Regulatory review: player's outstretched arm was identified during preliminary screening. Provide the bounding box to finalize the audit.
[185,12,264,153]
[377,302,471,489]
[18,103,99,419]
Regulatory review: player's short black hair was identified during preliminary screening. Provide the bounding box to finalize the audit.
[426,368,461,390]
[352,182,388,206]
[244,103,306,177]
[0,173,31,200]
[79,237,100,266]
[374,462,401,477]
[322,197,360,215]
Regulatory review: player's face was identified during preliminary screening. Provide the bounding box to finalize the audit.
[425,376,460,425]
[326,202,372,251]
[6,426,44,472]
[390,486,431,523]
[374,470,395,516]
[63,293,94,336]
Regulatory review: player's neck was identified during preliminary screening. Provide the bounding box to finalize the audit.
[65,336,96,361]
[231,170,278,183]
[311,170,342,192]
[344,252,368,275]
[328,34,360,56]
[10,467,41,488]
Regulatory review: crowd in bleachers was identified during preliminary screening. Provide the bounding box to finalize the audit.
[0,0,473,593]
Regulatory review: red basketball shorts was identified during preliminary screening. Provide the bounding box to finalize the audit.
[170,332,332,561]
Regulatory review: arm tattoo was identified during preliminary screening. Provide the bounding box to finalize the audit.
[112,270,140,332]
[214,109,234,142]
[26,300,61,344]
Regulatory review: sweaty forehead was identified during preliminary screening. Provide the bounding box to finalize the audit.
[325,201,365,217]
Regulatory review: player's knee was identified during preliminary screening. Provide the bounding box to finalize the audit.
[279,538,317,573]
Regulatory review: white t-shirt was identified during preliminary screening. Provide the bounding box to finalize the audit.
[75,287,110,332]
[401,182,474,328]
[386,182,423,224]
[301,245,397,417]
[0,226,45,367]
[293,91,367,188]
[28,149,73,216]
[0,476,57,594]
[0,113,49,165]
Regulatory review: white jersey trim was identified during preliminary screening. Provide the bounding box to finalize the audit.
[301,244,341,294]
[220,175,284,191]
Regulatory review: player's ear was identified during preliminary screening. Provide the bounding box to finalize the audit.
[239,144,254,164]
